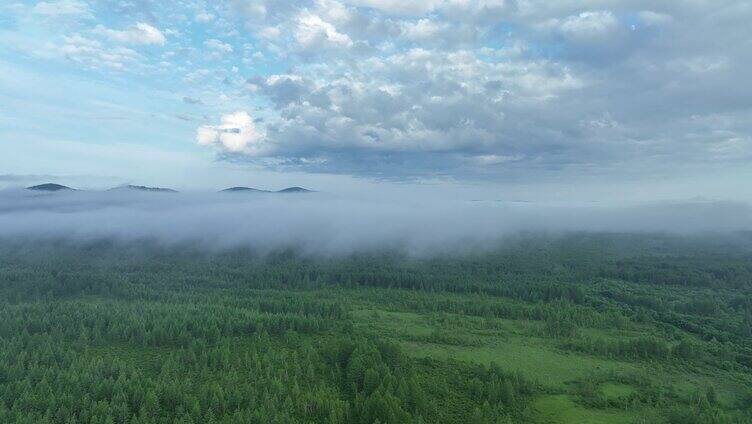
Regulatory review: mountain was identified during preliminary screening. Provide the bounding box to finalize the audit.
[220,186,313,193]
[109,185,178,193]
[277,187,312,193]
[26,183,74,191]
[26,183,311,193]
[220,187,269,193]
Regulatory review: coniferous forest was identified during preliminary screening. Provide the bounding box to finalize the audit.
[1,233,752,423]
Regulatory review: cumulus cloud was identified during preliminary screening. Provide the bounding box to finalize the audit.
[400,18,446,40]
[190,0,751,180]
[8,0,752,183]
[195,12,215,23]
[94,23,166,45]
[196,111,269,155]
[227,46,582,175]
[294,11,353,49]
[183,69,211,83]
[204,39,233,56]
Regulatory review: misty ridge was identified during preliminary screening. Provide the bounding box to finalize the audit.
[1,186,752,256]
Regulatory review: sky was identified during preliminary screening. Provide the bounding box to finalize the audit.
[0,0,751,202]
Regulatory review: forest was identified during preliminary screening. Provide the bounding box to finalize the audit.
[0,232,751,423]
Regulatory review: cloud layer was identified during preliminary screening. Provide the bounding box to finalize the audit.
[192,0,751,178]
[2,0,751,182]
[1,189,751,256]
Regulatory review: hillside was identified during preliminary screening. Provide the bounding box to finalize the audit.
[26,183,74,191]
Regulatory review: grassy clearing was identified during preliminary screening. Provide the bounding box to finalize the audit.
[353,305,752,423]
[86,343,174,374]
[529,394,640,424]
[601,382,637,398]
[400,339,637,389]
[354,307,639,389]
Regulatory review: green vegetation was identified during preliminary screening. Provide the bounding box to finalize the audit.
[1,233,751,423]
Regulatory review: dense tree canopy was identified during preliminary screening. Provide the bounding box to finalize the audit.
[0,233,751,422]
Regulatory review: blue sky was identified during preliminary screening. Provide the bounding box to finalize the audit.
[0,1,751,201]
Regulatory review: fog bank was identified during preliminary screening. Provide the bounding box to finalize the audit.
[1,189,750,255]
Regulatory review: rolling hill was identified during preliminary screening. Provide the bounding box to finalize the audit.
[26,183,74,191]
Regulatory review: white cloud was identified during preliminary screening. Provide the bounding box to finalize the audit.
[295,11,353,49]
[471,154,522,165]
[94,23,166,46]
[54,34,141,71]
[637,10,673,27]
[668,56,729,74]
[63,34,100,49]
[196,111,269,155]
[344,0,442,15]
[204,39,234,58]
[258,26,282,40]
[13,0,752,179]
[229,46,582,171]
[195,12,215,23]
[32,0,90,17]
[544,11,618,41]
[183,68,211,83]
[401,18,445,40]
[314,0,353,25]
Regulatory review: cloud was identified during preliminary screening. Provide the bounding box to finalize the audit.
[94,23,166,45]
[246,74,311,108]
[543,11,619,41]
[223,46,582,176]
[257,26,282,40]
[54,34,141,70]
[7,0,752,183]
[668,56,729,74]
[400,18,446,40]
[32,0,90,17]
[295,11,353,49]
[182,96,203,105]
[0,190,750,255]
[0,174,59,185]
[471,154,523,166]
[195,12,215,23]
[183,69,211,83]
[204,39,234,59]
[344,0,442,16]
[196,111,269,155]
[638,11,673,27]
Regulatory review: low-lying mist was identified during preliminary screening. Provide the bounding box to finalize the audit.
[1,188,751,256]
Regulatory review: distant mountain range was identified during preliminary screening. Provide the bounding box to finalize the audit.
[26,183,312,194]
[220,186,267,193]
[108,185,178,193]
[26,183,74,191]
[220,186,312,193]
[276,187,312,193]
